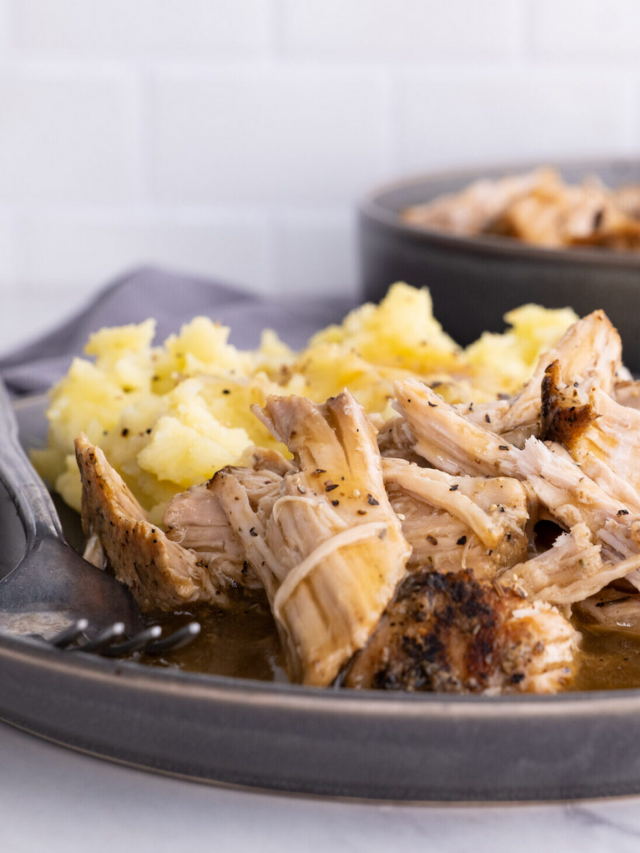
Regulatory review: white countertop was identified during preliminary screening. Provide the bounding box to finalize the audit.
[2,722,640,853]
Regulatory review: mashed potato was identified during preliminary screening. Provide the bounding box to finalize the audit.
[32,283,577,524]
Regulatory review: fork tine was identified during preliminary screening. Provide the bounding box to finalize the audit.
[144,622,201,656]
[99,625,162,657]
[49,619,89,648]
[75,622,125,654]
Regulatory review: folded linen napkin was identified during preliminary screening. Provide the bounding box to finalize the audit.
[0,266,355,396]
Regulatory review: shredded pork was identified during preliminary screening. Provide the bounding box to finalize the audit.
[74,307,640,695]
[209,391,411,686]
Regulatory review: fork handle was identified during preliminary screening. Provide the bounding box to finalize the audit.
[0,380,63,544]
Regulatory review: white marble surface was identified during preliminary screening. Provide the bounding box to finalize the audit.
[1,722,640,852]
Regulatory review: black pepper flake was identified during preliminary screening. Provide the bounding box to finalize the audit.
[249,527,258,537]
[331,499,339,506]
[313,468,326,476]
[121,428,129,437]
[485,414,491,423]
[242,561,248,575]
[498,445,509,451]
[325,483,339,492]
[468,403,474,411]
[427,535,438,545]
[428,401,438,408]
[457,535,467,546]
[618,509,630,516]
[449,484,459,491]
[510,673,525,685]
[357,509,367,515]
[506,533,511,541]
[146,428,152,434]
[222,388,231,395]
[367,494,379,506]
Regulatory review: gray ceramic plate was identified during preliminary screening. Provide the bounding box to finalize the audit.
[2,394,640,802]
[360,157,640,370]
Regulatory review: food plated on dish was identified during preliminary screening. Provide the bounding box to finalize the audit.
[32,284,640,695]
[402,167,640,250]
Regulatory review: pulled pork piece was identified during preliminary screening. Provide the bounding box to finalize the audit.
[395,376,640,551]
[614,379,640,411]
[541,361,640,514]
[75,433,227,612]
[377,413,427,465]
[499,522,640,606]
[402,169,557,236]
[574,586,640,636]
[382,458,528,579]
[394,377,520,477]
[163,447,293,598]
[539,360,598,448]
[487,180,640,250]
[516,438,640,563]
[394,378,640,591]
[460,310,623,439]
[344,569,578,694]
[209,391,411,686]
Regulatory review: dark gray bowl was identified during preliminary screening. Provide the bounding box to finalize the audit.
[3,395,640,801]
[360,158,640,370]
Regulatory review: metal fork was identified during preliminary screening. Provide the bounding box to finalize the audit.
[46,618,201,658]
[0,380,200,656]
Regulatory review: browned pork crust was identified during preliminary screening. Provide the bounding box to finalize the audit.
[76,433,230,612]
[344,569,578,694]
[540,360,597,448]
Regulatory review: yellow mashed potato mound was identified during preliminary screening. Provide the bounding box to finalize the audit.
[32,283,577,524]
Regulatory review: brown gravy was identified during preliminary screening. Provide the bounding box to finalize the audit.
[141,603,287,683]
[141,601,640,692]
[569,620,640,692]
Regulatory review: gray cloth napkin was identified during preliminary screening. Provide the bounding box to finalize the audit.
[0,266,356,396]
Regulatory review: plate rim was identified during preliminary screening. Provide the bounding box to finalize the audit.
[3,629,640,716]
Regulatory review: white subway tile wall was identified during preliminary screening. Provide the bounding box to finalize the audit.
[0,0,639,348]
